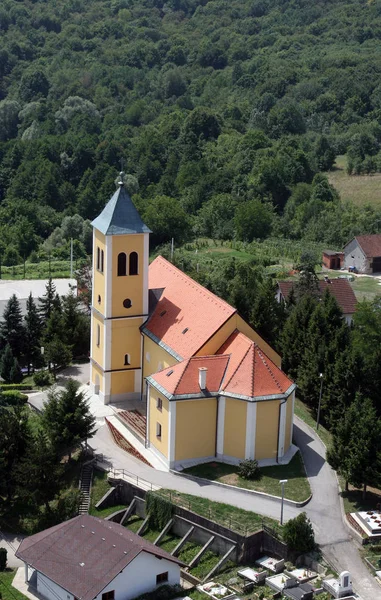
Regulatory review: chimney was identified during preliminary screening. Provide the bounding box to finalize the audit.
[199,367,207,390]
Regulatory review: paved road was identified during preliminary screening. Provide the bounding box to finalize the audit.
[294,418,381,600]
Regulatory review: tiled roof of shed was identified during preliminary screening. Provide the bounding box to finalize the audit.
[145,256,236,359]
[91,182,151,235]
[351,234,381,258]
[16,515,181,600]
[278,278,357,315]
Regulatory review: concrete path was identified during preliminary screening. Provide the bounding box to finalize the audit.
[294,418,381,600]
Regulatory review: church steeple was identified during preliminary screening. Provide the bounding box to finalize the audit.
[89,173,150,405]
[91,173,151,236]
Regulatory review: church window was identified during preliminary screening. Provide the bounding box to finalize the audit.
[156,422,162,439]
[117,252,127,276]
[129,252,138,275]
[157,397,163,411]
[98,295,101,305]
[124,353,130,366]
[96,247,100,270]
[123,298,132,309]
[96,324,100,347]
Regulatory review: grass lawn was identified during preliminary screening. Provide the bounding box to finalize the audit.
[183,453,310,503]
[361,543,381,571]
[142,526,162,543]
[338,475,381,514]
[350,275,381,301]
[159,532,181,553]
[327,155,381,207]
[294,397,332,449]
[177,540,202,564]
[88,469,127,518]
[0,569,29,600]
[125,515,144,533]
[157,489,282,536]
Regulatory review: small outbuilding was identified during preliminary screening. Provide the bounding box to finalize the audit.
[322,250,344,270]
[15,515,182,600]
[343,234,381,274]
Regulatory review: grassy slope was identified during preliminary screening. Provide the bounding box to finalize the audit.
[328,156,381,208]
[89,469,126,518]
[184,453,311,502]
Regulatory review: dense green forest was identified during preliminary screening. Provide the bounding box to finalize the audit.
[1,0,381,263]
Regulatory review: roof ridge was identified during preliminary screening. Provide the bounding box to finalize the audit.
[173,357,191,395]
[255,345,283,392]
[156,256,237,313]
[221,343,252,391]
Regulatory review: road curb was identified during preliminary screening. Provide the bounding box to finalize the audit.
[170,468,312,508]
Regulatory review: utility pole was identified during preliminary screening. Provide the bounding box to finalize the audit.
[316,373,324,430]
[279,479,288,525]
[70,238,73,278]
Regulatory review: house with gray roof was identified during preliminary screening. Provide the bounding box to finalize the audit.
[16,515,182,600]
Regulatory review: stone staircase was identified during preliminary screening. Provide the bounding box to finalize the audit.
[117,409,146,440]
[79,461,94,514]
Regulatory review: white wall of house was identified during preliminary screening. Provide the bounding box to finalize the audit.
[95,551,180,600]
[37,572,74,600]
[344,239,369,273]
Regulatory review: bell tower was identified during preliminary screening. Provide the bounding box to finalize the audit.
[89,172,151,404]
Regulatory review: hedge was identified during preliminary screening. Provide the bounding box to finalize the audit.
[0,383,35,391]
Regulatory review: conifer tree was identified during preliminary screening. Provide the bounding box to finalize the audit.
[39,277,57,324]
[9,357,22,384]
[281,294,318,378]
[43,379,96,458]
[62,289,90,357]
[251,277,286,349]
[0,344,15,383]
[0,294,25,360]
[0,406,30,501]
[24,292,43,374]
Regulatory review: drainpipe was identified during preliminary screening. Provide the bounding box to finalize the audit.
[276,397,287,463]
[215,397,220,457]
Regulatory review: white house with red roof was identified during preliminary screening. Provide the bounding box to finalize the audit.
[89,176,296,470]
[343,234,381,273]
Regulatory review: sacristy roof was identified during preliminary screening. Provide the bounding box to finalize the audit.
[16,515,182,600]
[91,181,151,236]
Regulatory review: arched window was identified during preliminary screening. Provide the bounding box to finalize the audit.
[96,247,100,270]
[124,353,130,366]
[129,252,138,275]
[100,250,104,273]
[117,252,127,276]
[96,324,100,347]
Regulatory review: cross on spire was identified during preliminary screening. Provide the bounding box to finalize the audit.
[118,158,125,186]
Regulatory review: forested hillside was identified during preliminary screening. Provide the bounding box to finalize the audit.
[1,0,381,262]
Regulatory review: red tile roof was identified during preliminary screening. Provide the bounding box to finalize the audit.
[146,256,236,358]
[151,355,229,396]
[218,331,293,398]
[277,278,357,315]
[350,234,381,258]
[149,331,293,400]
[16,515,182,600]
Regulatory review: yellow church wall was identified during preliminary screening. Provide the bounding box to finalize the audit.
[91,312,104,367]
[112,235,145,318]
[175,399,216,461]
[235,316,281,367]
[255,400,280,460]
[223,398,247,459]
[93,229,106,315]
[284,394,293,451]
[111,317,143,371]
[149,387,169,459]
[91,362,104,392]
[142,335,178,381]
[110,370,135,395]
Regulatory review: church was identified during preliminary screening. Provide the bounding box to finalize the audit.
[89,174,296,470]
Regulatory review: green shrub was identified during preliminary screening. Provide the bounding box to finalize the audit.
[33,371,53,387]
[238,459,261,480]
[0,390,28,406]
[283,512,315,554]
[146,492,172,529]
[0,547,7,571]
[0,383,34,390]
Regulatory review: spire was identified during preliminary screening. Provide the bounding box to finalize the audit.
[91,171,151,236]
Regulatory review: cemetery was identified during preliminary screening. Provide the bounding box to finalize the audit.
[350,510,381,539]
[90,473,362,600]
